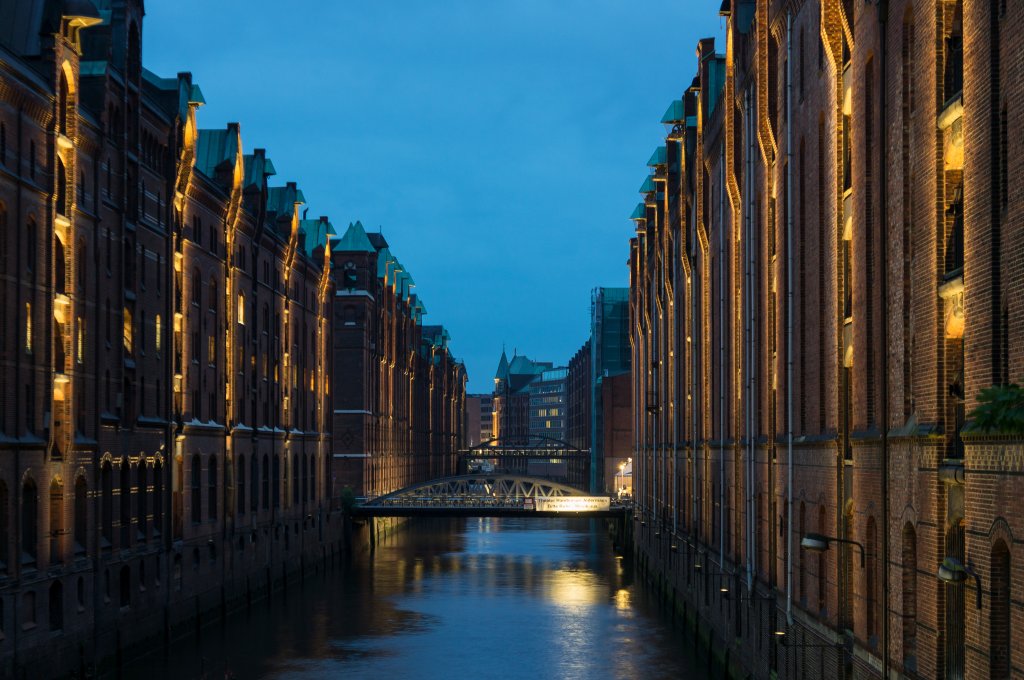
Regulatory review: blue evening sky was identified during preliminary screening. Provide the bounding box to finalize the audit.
[143,1,724,394]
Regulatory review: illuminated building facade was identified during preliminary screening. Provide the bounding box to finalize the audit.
[330,221,466,499]
[0,1,339,675]
[629,1,1021,678]
[466,393,493,447]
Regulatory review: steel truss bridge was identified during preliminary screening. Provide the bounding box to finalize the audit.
[352,474,623,517]
[461,435,589,460]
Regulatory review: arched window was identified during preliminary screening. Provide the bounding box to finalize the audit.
[190,455,201,523]
[237,456,246,515]
[250,454,259,513]
[0,482,8,571]
[238,292,245,326]
[261,455,269,511]
[120,460,131,547]
[866,517,878,642]
[153,461,163,535]
[21,478,37,566]
[101,460,112,547]
[272,455,280,509]
[192,269,201,306]
[56,158,67,216]
[208,457,218,521]
[310,454,316,503]
[136,462,147,541]
[902,523,917,673]
[48,581,62,631]
[74,476,87,554]
[798,502,806,606]
[21,591,35,626]
[991,539,1011,678]
[26,217,35,280]
[49,478,63,564]
[292,453,299,505]
[208,278,217,313]
[302,453,309,504]
[119,565,130,608]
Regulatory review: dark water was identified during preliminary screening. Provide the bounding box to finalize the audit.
[127,518,709,679]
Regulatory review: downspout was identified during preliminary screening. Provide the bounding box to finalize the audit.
[749,89,757,589]
[786,10,794,626]
[718,148,725,568]
[878,1,891,675]
[673,204,680,537]
[691,200,699,540]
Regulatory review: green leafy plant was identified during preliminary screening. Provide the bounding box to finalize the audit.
[338,486,357,513]
[965,384,1024,434]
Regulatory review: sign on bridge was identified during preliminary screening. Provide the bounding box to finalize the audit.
[533,497,611,513]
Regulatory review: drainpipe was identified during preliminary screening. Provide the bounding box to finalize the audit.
[785,10,794,626]
[749,89,757,589]
[691,200,699,540]
[673,207,680,537]
[719,148,726,568]
[878,1,891,675]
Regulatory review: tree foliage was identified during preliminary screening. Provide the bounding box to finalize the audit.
[966,384,1024,434]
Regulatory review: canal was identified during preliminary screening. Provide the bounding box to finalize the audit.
[125,517,710,679]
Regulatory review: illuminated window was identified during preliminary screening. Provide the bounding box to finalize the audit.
[122,307,133,354]
[207,335,215,365]
[76,317,84,363]
[237,293,245,325]
[154,315,162,352]
[24,303,31,353]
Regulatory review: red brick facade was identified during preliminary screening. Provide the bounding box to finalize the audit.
[630,1,1023,678]
[330,223,466,499]
[0,3,342,675]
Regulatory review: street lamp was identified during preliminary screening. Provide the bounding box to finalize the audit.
[800,532,866,568]
[774,629,849,650]
[937,557,982,610]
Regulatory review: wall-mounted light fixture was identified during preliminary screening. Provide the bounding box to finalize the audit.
[800,532,865,568]
[937,557,982,610]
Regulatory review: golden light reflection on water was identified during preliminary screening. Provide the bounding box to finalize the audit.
[614,588,632,610]
[545,569,602,608]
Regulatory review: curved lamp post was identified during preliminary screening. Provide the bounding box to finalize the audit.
[800,532,866,568]
[937,557,982,610]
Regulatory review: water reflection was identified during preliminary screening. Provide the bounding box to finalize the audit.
[123,517,707,679]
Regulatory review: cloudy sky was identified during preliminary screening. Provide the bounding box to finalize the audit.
[144,1,724,393]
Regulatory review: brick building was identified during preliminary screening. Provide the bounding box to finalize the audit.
[330,221,466,499]
[465,393,493,447]
[0,1,342,675]
[629,1,1022,678]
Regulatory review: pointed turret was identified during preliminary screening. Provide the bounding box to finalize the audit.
[494,349,510,382]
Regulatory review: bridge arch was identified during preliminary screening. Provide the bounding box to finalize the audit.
[362,474,590,508]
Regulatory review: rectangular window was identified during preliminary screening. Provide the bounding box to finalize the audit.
[123,307,133,354]
[24,302,31,353]
[208,335,215,365]
[76,317,84,363]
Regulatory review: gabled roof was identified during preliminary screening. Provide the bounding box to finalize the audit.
[266,184,305,218]
[639,176,656,194]
[647,146,668,167]
[243,151,276,191]
[335,221,376,253]
[630,203,646,221]
[495,350,510,381]
[298,218,337,258]
[661,99,685,124]
[367,232,389,250]
[195,128,238,181]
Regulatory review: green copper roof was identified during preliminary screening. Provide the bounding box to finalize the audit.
[630,203,646,220]
[661,99,685,124]
[335,221,376,253]
[299,218,337,258]
[376,247,393,278]
[495,350,510,381]
[639,176,656,194]
[195,128,238,181]
[647,146,667,167]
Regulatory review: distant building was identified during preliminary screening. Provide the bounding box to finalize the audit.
[567,288,632,492]
[465,393,493,447]
[527,366,568,442]
[491,350,550,444]
[330,222,467,498]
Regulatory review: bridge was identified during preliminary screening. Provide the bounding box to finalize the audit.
[460,435,590,489]
[352,474,624,518]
